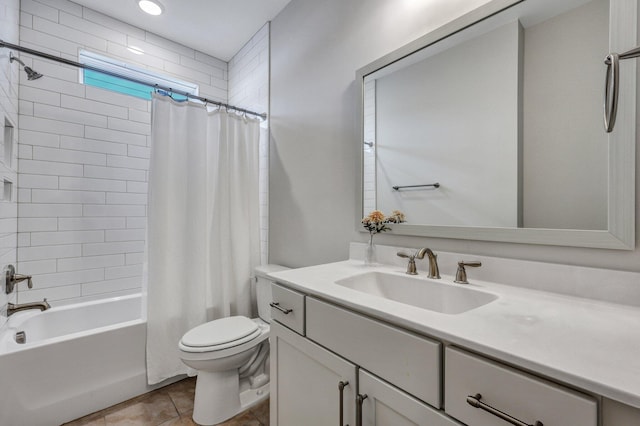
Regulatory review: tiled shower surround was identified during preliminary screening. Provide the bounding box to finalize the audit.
[0,0,20,328]
[12,0,269,306]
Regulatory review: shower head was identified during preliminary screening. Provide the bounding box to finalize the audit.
[9,52,43,80]
[23,66,43,81]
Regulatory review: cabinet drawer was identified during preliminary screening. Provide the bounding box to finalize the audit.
[445,347,597,426]
[306,297,441,407]
[271,283,305,335]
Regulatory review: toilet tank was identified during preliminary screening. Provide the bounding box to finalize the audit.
[255,264,290,323]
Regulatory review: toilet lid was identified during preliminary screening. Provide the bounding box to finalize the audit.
[181,316,259,348]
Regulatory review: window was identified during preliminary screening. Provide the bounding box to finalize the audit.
[79,50,198,101]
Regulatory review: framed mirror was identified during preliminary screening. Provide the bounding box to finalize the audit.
[357,0,636,249]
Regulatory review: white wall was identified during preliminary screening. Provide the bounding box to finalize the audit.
[16,0,227,304]
[269,0,640,273]
[0,0,19,327]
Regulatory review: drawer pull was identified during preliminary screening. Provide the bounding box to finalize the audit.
[466,394,543,426]
[356,393,368,426]
[270,302,293,314]
[338,381,349,426]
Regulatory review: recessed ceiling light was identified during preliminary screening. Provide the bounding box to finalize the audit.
[138,0,163,16]
[127,46,145,55]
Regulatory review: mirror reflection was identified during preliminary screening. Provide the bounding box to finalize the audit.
[363,0,610,231]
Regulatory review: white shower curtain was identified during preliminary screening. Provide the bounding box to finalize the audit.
[145,94,261,385]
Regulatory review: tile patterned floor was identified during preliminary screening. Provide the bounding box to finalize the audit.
[62,377,269,426]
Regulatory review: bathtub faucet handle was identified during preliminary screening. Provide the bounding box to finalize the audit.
[5,264,33,294]
[14,274,33,289]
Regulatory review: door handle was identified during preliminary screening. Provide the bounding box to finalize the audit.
[338,380,349,426]
[356,393,368,426]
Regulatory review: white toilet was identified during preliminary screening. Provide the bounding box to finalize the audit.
[178,264,289,425]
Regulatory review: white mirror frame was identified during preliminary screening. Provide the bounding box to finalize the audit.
[357,0,636,250]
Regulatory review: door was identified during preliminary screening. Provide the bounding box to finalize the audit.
[271,321,357,426]
[358,370,461,426]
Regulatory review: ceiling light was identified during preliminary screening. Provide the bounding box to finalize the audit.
[138,0,163,16]
[127,46,145,55]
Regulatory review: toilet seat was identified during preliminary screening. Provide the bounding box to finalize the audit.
[179,316,263,353]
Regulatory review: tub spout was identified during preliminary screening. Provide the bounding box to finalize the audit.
[7,298,50,316]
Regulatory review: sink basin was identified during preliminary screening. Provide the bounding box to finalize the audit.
[335,271,497,314]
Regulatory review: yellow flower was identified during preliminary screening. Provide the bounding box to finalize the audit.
[367,210,385,223]
[390,210,406,223]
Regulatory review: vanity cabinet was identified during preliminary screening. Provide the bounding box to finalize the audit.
[270,282,640,426]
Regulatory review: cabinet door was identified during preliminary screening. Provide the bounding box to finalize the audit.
[358,370,461,426]
[271,321,357,426]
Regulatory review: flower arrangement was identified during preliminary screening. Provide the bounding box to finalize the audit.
[361,209,406,234]
[361,210,405,265]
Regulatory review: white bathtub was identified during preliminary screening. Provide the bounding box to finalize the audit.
[0,294,159,425]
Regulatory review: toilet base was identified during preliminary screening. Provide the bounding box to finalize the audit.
[191,371,270,425]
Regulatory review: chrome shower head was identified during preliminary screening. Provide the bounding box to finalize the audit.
[9,52,43,80]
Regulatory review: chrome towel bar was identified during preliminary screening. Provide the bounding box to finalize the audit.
[392,183,440,191]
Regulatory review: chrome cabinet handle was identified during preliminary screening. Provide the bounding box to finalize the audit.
[356,393,368,426]
[604,53,620,133]
[269,302,292,314]
[466,394,543,426]
[338,381,349,426]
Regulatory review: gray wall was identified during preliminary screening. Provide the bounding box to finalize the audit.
[522,0,609,230]
[269,0,640,272]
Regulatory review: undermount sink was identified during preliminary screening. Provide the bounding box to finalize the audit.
[335,271,497,315]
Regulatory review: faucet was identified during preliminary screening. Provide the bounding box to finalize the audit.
[397,248,440,278]
[7,299,50,317]
[5,264,33,294]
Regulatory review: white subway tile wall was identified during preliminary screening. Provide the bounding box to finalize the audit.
[363,79,376,214]
[15,0,270,305]
[0,0,20,327]
[228,23,270,265]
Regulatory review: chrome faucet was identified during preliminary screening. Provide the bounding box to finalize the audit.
[7,299,50,316]
[5,264,33,294]
[397,248,440,278]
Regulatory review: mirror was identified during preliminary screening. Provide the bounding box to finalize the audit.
[358,0,636,249]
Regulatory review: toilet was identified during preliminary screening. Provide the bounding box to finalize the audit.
[179,264,289,425]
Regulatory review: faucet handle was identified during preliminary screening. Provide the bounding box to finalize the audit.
[396,251,414,260]
[397,252,418,275]
[5,265,34,294]
[15,274,33,289]
[454,261,482,284]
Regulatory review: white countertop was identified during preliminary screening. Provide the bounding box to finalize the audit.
[269,259,640,409]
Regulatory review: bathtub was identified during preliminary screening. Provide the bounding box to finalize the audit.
[0,294,160,425]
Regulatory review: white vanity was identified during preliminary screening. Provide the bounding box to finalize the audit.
[268,246,640,426]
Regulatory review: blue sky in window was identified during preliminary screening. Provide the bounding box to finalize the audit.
[84,69,188,101]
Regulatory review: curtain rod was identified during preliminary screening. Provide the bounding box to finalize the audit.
[0,39,268,120]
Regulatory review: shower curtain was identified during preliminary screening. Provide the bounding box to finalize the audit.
[145,94,261,385]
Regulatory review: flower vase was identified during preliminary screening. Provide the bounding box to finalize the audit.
[364,234,377,266]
